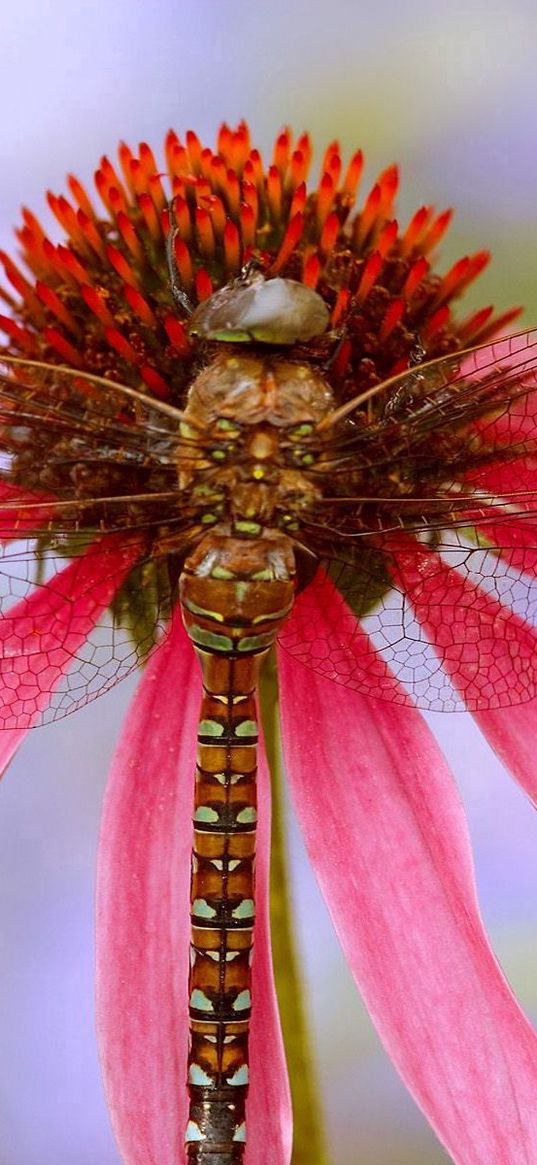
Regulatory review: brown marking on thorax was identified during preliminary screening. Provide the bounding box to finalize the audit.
[177,352,335,529]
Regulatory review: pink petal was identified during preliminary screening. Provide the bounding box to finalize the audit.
[278,646,537,1165]
[387,538,537,799]
[468,457,537,501]
[460,331,537,498]
[461,330,537,444]
[96,613,291,1165]
[0,482,49,501]
[0,481,57,540]
[388,536,537,709]
[473,507,537,577]
[279,568,407,701]
[95,613,199,1164]
[472,702,537,805]
[0,728,28,778]
[0,536,140,768]
[464,458,537,576]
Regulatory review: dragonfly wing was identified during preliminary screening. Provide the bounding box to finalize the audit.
[0,536,180,728]
[0,358,190,728]
[0,356,186,534]
[280,330,537,710]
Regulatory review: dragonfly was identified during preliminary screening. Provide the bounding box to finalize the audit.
[1,265,537,1163]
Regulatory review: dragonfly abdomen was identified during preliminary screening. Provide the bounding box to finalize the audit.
[180,531,295,1161]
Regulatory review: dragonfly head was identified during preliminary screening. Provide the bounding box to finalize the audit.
[187,273,330,345]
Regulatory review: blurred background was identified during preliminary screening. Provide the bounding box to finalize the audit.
[1,1,537,1162]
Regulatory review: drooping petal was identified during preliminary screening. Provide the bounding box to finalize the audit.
[460,330,537,440]
[456,336,537,563]
[469,459,537,501]
[0,536,140,771]
[0,728,28,778]
[471,702,537,805]
[0,481,57,540]
[462,454,537,578]
[472,504,537,578]
[96,612,199,1165]
[388,535,537,709]
[388,537,537,799]
[96,613,291,1165]
[279,567,406,702]
[278,645,537,1165]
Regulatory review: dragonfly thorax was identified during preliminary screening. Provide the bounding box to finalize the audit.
[183,351,334,426]
[178,352,334,535]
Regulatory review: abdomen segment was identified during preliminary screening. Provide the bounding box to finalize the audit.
[180,533,294,1162]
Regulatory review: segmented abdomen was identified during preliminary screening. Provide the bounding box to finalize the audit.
[180,535,294,1162]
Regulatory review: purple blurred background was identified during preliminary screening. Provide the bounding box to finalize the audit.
[1,2,537,1162]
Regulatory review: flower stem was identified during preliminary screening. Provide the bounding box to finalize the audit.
[259,651,328,1165]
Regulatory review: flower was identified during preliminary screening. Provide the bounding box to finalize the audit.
[1,123,537,1163]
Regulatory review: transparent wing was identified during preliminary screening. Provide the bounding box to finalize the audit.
[279,329,537,710]
[3,337,537,724]
[0,355,196,534]
[0,539,179,729]
[0,358,193,728]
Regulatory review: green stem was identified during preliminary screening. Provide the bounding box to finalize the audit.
[259,651,328,1165]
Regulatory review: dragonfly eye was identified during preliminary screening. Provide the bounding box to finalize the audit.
[187,275,330,345]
